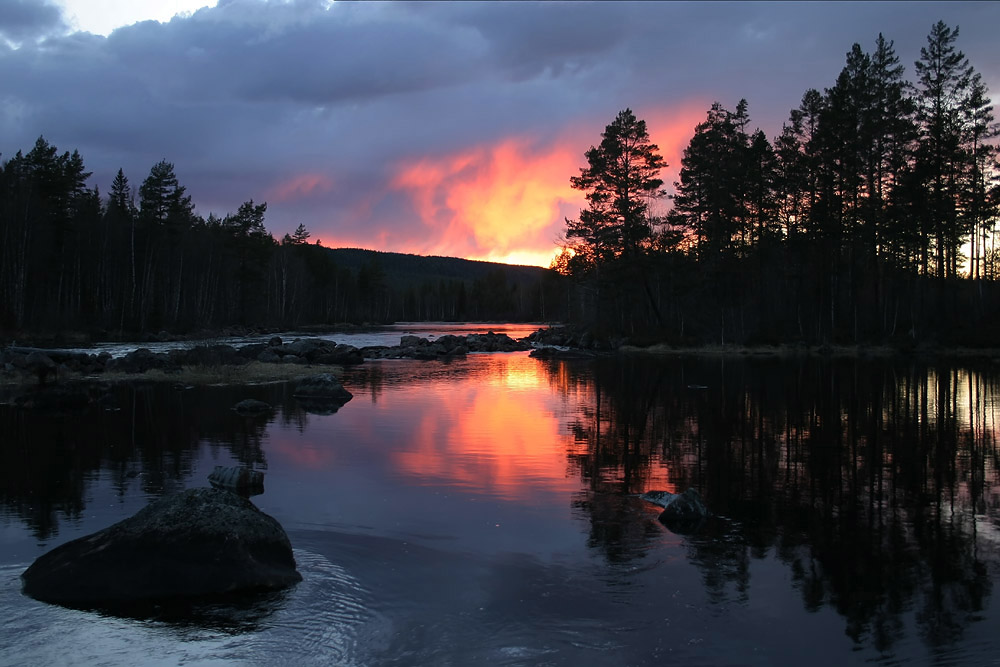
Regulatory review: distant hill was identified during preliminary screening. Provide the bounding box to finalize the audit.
[325,247,552,290]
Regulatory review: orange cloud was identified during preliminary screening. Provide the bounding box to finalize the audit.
[387,103,706,266]
[269,172,334,203]
[392,135,585,266]
[640,101,710,196]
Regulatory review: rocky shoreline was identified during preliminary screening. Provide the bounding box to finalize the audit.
[7,323,977,401]
[0,331,536,387]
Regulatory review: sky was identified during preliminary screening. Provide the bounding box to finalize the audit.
[2,1,999,267]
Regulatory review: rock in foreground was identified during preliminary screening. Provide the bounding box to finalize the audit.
[21,488,301,608]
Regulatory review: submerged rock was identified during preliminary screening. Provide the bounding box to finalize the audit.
[638,488,709,534]
[21,488,300,609]
[232,398,273,416]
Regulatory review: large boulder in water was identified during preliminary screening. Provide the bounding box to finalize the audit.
[21,488,301,609]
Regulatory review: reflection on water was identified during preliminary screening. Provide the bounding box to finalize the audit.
[2,352,1000,664]
[558,355,1000,654]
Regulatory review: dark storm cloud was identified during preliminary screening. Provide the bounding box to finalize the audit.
[1,1,998,259]
[0,0,66,43]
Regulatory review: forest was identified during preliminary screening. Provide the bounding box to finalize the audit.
[557,22,1000,347]
[2,21,998,347]
[0,148,558,339]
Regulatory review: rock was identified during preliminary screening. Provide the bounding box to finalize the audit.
[465,332,532,352]
[257,349,281,363]
[359,345,392,359]
[268,336,283,347]
[313,344,364,366]
[434,335,469,356]
[171,344,243,367]
[25,351,58,384]
[105,348,174,374]
[279,338,324,358]
[293,373,353,414]
[21,488,301,609]
[208,465,265,496]
[400,335,429,347]
[294,373,353,400]
[236,342,268,360]
[233,399,272,416]
[639,488,708,534]
[526,327,571,347]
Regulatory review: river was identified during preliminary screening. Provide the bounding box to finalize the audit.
[1,338,999,665]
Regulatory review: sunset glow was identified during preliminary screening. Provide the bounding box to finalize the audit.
[642,103,710,197]
[377,105,705,266]
[391,136,585,266]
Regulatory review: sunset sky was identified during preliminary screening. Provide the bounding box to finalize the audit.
[3,1,998,267]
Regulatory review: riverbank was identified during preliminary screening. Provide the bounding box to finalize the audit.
[0,331,532,397]
[527,326,1000,361]
[617,342,1000,361]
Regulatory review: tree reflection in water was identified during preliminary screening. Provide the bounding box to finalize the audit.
[552,354,998,651]
[0,382,276,541]
[2,353,998,654]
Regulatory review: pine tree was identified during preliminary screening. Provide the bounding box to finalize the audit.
[139,160,194,228]
[671,100,763,260]
[290,223,311,245]
[566,108,666,269]
[912,21,976,278]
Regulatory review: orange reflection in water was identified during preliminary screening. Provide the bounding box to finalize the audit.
[392,355,579,501]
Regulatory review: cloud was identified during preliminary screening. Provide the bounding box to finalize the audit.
[268,172,334,203]
[391,135,584,265]
[1,1,998,267]
[0,0,66,44]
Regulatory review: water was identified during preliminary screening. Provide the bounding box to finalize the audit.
[2,350,1000,665]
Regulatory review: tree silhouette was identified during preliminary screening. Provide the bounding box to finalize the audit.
[566,108,667,269]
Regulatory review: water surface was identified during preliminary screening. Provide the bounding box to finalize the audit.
[2,351,999,665]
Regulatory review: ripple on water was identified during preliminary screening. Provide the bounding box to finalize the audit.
[1,550,384,667]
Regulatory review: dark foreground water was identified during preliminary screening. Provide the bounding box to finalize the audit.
[2,351,999,665]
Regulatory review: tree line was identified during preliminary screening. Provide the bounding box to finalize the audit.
[559,22,1000,347]
[0,146,558,338]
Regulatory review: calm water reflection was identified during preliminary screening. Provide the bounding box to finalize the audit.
[2,352,999,665]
